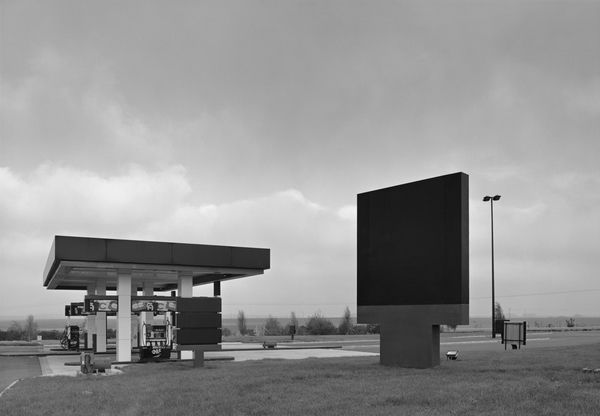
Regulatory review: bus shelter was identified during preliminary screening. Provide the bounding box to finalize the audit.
[43,236,270,362]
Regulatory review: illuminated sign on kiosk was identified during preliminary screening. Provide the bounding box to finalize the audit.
[85,296,119,313]
[132,299,176,313]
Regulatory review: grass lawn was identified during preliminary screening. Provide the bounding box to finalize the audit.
[1,343,599,416]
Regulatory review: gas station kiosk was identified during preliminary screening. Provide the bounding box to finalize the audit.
[44,236,270,363]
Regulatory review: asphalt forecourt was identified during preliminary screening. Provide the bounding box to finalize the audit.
[1,342,599,416]
[0,356,41,393]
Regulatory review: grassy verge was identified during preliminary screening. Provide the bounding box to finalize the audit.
[1,343,599,415]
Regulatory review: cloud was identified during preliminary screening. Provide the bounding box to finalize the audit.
[564,78,600,117]
[0,47,174,172]
[337,205,357,222]
[0,164,190,237]
[1,1,599,318]
[139,187,357,317]
[0,164,356,318]
[1,161,598,318]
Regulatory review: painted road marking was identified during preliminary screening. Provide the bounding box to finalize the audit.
[0,379,20,399]
[447,335,488,339]
[442,338,550,345]
[278,339,379,345]
[343,337,553,348]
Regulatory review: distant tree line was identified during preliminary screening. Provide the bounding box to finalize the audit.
[235,307,380,337]
[0,316,119,341]
[0,316,38,341]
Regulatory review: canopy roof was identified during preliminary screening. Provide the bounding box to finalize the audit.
[43,236,270,291]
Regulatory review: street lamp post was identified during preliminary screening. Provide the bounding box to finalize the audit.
[483,195,501,338]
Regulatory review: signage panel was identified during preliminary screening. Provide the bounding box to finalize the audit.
[177,328,221,345]
[70,302,85,316]
[176,297,221,313]
[131,299,176,313]
[84,296,179,314]
[177,312,221,328]
[176,297,222,346]
[503,321,527,349]
[65,303,85,316]
[84,296,118,314]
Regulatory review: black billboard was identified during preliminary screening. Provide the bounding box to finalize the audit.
[357,172,469,306]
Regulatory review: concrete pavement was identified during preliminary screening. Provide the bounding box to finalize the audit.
[32,343,378,377]
[217,342,378,362]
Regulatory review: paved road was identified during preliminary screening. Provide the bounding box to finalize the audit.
[331,331,600,354]
[0,356,42,393]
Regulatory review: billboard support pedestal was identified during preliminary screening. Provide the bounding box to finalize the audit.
[360,304,467,368]
[193,351,205,367]
[380,322,440,368]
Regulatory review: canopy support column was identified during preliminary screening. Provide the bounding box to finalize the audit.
[116,269,132,362]
[178,271,193,360]
[86,283,96,349]
[95,279,107,353]
[140,281,153,347]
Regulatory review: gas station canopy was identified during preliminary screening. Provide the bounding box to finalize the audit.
[43,236,271,291]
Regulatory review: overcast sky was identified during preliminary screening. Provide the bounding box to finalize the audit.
[1,1,599,320]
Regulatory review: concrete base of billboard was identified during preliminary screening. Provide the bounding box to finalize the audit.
[380,322,440,368]
[358,304,468,368]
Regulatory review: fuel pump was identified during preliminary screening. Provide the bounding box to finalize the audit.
[139,320,173,360]
[60,325,81,351]
[133,298,177,361]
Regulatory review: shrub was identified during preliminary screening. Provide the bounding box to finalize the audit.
[7,321,24,340]
[237,310,248,335]
[38,330,62,340]
[264,316,283,336]
[338,306,353,335]
[366,324,380,334]
[348,324,369,335]
[305,313,336,335]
